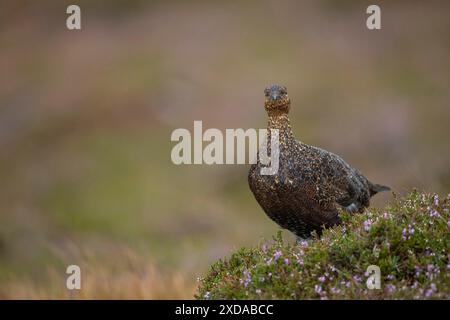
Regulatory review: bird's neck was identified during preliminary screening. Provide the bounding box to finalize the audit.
[267,111,294,142]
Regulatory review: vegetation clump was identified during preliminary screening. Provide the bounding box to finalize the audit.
[196,191,449,299]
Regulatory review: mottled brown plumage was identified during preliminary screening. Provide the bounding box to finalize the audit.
[248,84,390,239]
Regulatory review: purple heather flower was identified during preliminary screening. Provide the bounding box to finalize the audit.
[318,276,326,283]
[402,225,415,240]
[429,209,441,218]
[433,195,439,206]
[331,287,340,294]
[424,284,437,298]
[414,266,422,277]
[299,240,309,248]
[363,219,373,231]
[240,269,252,288]
[273,250,282,261]
[386,284,396,293]
[315,285,322,294]
[387,274,395,280]
[353,275,362,283]
[284,258,290,265]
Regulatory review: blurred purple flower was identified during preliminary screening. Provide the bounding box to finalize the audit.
[331,287,340,294]
[383,212,392,219]
[273,250,282,261]
[425,283,437,298]
[314,285,322,294]
[386,284,396,293]
[239,269,252,288]
[433,195,439,206]
[429,209,441,218]
[363,219,373,231]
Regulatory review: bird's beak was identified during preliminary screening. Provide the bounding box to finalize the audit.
[270,93,279,101]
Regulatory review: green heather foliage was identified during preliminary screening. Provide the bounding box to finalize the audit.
[196,191,449,299]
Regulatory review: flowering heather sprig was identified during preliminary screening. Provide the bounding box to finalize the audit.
[428,205,441,219]
[239,269,252,288]
[401,224,415,240]
[386,284,396,293]
[425,264,440,280]
[314,284,328,299]
[273,250,282,261]
[382,212,393,219]
[424,283,437,298]
[299,240,309,248]
[363,219,374,232]
[314,284,322,294]
[433,195,439,206]
[293,252,304,266]
[414,266,422,277]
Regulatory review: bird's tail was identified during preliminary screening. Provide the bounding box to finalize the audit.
[369,183,391,196]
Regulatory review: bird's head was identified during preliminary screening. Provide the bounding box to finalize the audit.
[264,84,290,113]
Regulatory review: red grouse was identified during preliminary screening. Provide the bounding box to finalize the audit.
[248,84,390,240]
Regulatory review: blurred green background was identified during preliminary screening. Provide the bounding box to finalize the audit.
[0,0,449,298]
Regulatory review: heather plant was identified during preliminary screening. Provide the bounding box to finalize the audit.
[196,191,449,299]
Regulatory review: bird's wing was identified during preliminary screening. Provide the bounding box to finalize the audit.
[312,147,369,211]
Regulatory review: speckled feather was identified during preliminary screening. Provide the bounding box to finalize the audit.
[248,85,390,239]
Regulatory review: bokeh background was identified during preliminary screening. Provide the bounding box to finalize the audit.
[0,0,449,298]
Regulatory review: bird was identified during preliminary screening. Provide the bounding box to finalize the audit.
[248,84,390,240]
